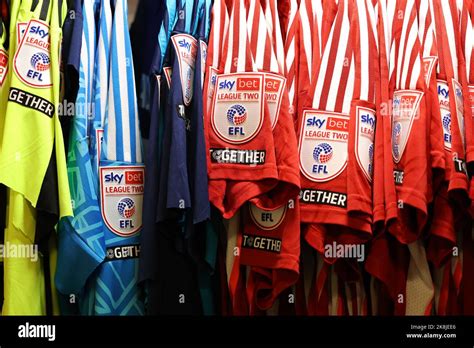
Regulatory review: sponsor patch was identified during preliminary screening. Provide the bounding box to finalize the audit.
[393,169,404,185]
[422,56,437,85]
[200,40,207,88]
[155,74,161,106]
[249,203,287,230]
[105,244,140,261]
[242,234,281,253]
[299,110,349,182]
[96,128,104,171]
[210,148,266,165]
[163,66,172,88]
[207,66,219,105]
[8,87,54,117]
[437,80,452,150]
[0,49,7,86]
[211,72,264,144]
[263,73,286,129]
[440,108,452,150]
[171,33,197,106]
[16,22,27,45]
[469,85,474,117]
[14,19,52,88]
[355,106,376,181]
[452,79,465,147]
[100,166,145,237]
[299,189,347,208]
[391,90,423,163]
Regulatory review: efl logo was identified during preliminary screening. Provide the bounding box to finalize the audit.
[236,77,260,91]
[125,170,144,185]
[227,104,247,136]
[117,197,136,229]
[312,143,333,174]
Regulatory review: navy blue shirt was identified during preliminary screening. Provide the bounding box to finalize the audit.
[130,0,164,138]
[60,0,83,153]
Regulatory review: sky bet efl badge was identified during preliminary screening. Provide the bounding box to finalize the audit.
[355,106,376,181]
[211,72,264,144]
[452,79,465,147]
[14,20,52,88]
[437,80,452,150]
[263,73,285,129]
[100,166,145,237]
[0,49,7,86]
[299,110,349,182]
[171,33,197,106]
[391,90,423,163]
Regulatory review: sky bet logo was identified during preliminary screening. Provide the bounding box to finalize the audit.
[438,85,449,98]
[219,77,260,91]
[178,39,191,53]
[29,25,48,39]
[306,117,325,128]
[361,113,375,127]
[104,171,144,185]
[219,80,235,90]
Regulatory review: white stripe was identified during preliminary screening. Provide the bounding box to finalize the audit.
[456,0,463,14]
[342,54,355,114]
[312,18,335,108]
[441,0,459,80]
[224,10,234,73]
[429,0,437,42]
[286,39,296,74]
[117,0,132,162]
[312,0,323,54]
[357,0,370,101]
[300,1,313,80]
[286,0,299,37]
[386,0,396,57]
[366,0,378,51]
[465,16,473,79]
[264,0,274,39]
[397,0,414,89]
[256,9,267,69]
[211,0,222,66]
[107,76,117,159]
[98,0,112,126]
[270,0,285,73]
[423,25,434,57]
[326,1,350,111]
[83,1,96,133]
[247,0,256,34]
[418,0,428,43]
[409,54,421,89]
[237,0,248,72]
[389,40,396,81]
[401,18,419,89]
